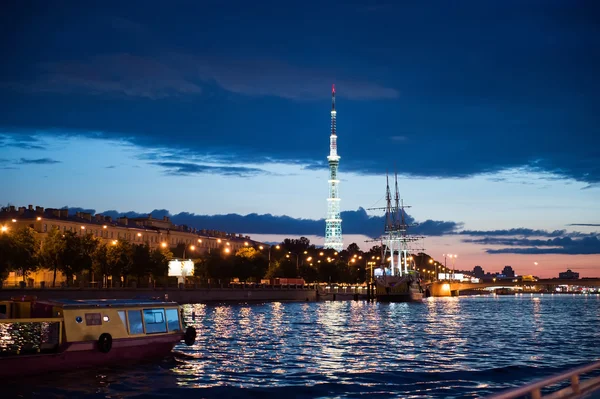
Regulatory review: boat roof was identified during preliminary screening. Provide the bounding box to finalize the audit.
[35,299,181,309]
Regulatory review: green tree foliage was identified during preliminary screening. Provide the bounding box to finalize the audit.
[106,240,134,286]
[10,227,40,282]
[131,243,152,283]
[92,242,110,286]
[59,231,100,285]
[0,232,12,281]
[38,227,66,287]
[149,246,171,285]
[233,247,268,281]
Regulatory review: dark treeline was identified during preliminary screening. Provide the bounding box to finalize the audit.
[1,227,439,286]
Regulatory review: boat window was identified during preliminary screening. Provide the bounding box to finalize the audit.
[128,310,144,334]
[143,308,167,334]
[166,308,181,332]
[118,310,127,328]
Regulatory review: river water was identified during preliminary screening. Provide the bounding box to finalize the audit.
[6,295,600,398]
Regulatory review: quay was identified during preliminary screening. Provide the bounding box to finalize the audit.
[0,284,318,304]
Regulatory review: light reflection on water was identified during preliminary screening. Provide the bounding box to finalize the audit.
[6,295,600,398]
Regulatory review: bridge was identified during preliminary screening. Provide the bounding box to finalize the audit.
[428,279,600,297]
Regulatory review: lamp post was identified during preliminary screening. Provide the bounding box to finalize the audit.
[444,254,457,280]
[182,244,196,260]
[286,252,299,276]
[259,244,280,267]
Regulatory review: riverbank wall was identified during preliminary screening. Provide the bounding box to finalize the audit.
[0,286,318,304]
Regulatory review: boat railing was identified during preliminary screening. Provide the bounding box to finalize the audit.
[486,360,600,399]
[0,317,63,355]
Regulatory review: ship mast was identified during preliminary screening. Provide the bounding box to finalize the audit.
[368,170,423,277]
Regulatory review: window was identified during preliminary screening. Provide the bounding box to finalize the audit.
[143,308,166,334]
[118,310,127,329]
[166,308,181,332]
[128,310,144,334]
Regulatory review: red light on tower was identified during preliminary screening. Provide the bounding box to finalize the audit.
[332,84,335,94]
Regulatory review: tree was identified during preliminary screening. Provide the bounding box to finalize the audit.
[233,247,268,282]
[131,244,152,285]
[11,227,40,282]
[106,240,134,287]
[78,233,100,282]
[38,227,66,287]
[149,247,171,285]
[346,242,360,254]
[92,243,110,287]
[0,232,13,282]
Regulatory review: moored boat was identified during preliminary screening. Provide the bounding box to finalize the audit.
[0,297,197,378]
[375,272,425,302]
[368,171,426,303]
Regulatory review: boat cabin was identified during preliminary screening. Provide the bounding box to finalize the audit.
[0,298,185,355]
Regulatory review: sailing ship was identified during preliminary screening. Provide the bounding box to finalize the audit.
[370,172,425,302]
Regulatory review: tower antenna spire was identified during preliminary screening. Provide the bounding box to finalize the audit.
[325,84,343,251]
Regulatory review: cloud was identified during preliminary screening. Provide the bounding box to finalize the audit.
[0,2,598,185]
[152,162,269,177]
[568,223,600,227]
[89,206,459,238]
[183,55,400,101]
[18,158,60,165]
[5,53,398,102]
[0,133,45,150]
[474,236,600,255]
[459,228,571,237]
[10,54,203,100]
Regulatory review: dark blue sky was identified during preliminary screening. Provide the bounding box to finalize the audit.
[1,0,598,274]
[1,0,598,182]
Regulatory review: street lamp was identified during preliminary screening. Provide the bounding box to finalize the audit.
[259,244,280,266]
[444,254,457,280]
[182,244,196,260]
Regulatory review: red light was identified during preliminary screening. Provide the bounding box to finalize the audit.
[332,84,335,94]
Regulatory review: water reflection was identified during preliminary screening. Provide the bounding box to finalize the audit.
[6,296,600,399]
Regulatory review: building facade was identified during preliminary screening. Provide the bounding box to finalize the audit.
[0,205,265,286]
[559,269,580,279]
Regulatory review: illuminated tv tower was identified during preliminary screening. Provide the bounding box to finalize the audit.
[324,84,343,251]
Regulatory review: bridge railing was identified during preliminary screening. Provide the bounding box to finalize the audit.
[486,360,600,399]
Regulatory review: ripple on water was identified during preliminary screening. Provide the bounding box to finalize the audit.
[5,296,600,398]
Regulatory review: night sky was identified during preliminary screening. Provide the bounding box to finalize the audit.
[1,0,598,277]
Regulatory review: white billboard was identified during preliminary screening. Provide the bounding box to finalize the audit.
[168,260,194,277]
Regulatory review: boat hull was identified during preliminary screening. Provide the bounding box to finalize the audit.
[377,291,424,302]
[1,333,184,378]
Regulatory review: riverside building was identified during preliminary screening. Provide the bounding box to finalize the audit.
[0,204,263,287]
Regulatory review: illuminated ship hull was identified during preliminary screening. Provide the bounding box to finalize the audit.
[375,275,424,302]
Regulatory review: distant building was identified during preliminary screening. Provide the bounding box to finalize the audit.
[0,204,265,287]
[502,266,515,278]
[559,269,580,279]
[473,266,485,279]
